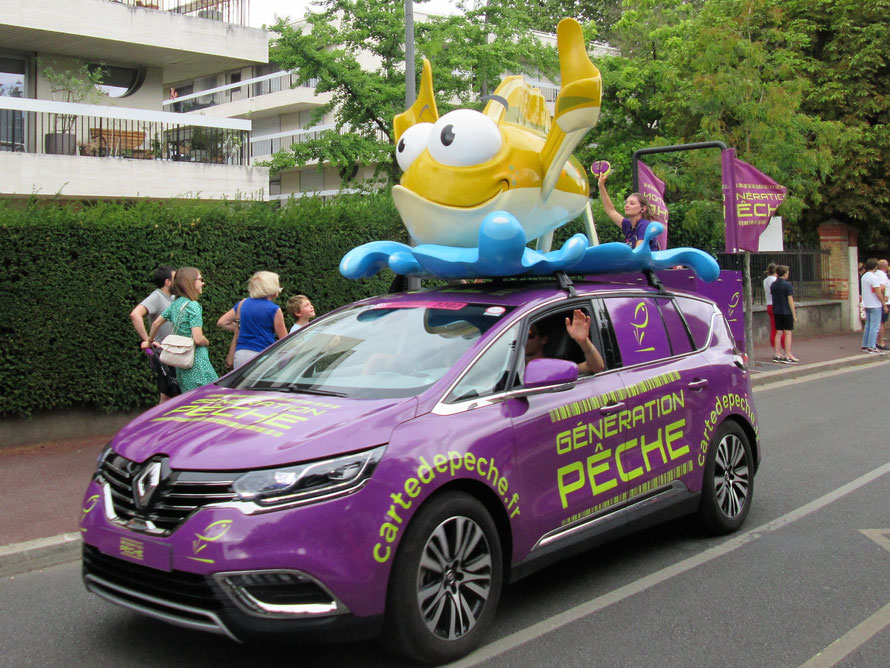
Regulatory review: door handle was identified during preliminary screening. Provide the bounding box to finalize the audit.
[687,379,709,390]
[600,402,625,414]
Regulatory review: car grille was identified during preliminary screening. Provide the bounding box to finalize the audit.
[99,453,239,534]
[83,543,226,611]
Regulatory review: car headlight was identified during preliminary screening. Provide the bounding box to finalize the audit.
[95,442,114,476]
[232,445,386,507]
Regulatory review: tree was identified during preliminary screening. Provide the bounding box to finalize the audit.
[262,0,558,186]
[784,0,890,247]
[514,0,624,41]
[579,0,845,248]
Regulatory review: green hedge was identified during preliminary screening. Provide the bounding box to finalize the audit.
[0,195,406,417]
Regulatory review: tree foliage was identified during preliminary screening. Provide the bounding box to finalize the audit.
[266,0,889,248]
[264,0,557,185]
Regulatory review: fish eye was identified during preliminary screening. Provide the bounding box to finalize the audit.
[396,122,433,172]
[428,109,502,167]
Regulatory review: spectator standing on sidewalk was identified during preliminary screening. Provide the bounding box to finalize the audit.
[763,263,785,351]
[876,259,890,350]
[860,258,885,354]
[771,265,798,364]
[130,266,179,403]
[217,271,288,368]
[146,267,218,392]
[287,294,316,333]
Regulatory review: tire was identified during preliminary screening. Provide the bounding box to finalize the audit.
[383,492,503,664]
[697,421,754,535]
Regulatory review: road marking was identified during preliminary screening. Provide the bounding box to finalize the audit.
[451,460,890,668]
[860,528,890,554]
[798,601,890,668]
[754,358,890,391]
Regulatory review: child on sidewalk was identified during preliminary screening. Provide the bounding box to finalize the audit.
[287,294,316,333]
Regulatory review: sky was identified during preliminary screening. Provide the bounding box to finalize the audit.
[249,0,462,27]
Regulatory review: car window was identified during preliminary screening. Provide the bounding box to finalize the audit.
[219,302,513,399]
[604,296,671,366]
[446,324,519,403]
[674,296,716,349]
[522,303,604,378]
[658,299,694,355]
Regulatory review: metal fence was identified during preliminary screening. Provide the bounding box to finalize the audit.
[106,0,249,26]
[717,249,832,303]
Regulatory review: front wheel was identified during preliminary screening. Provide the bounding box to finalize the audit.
[697,421,754,535]
[383,492,503,664]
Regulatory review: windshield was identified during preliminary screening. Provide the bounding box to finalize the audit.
[219,301,513,399]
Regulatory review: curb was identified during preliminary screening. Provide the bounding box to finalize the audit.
[751,351,890,387]
[0,533,82,579]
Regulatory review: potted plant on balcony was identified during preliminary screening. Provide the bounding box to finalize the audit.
[39,59,105,155]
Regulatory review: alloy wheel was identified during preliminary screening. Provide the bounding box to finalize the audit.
[713,433,750,518]
[416,515,493,640]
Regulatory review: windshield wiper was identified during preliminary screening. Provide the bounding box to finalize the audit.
[243,381,346,397]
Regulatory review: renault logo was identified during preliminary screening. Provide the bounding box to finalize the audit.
[133,461,163,509]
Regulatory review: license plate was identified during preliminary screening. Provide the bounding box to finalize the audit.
[98,529,172,572]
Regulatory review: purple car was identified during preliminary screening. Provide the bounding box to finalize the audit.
[81,274,759,663]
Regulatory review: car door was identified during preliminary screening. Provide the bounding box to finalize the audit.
[507,299,630,560]
[600,294,715,515]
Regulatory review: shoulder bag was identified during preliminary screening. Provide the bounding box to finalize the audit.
[159,301,196,369]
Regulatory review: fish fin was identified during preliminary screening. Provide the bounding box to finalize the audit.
[540,19,602,199]
[394,59,439,143]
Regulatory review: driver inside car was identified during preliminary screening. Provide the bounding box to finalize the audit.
[526,308,605,375]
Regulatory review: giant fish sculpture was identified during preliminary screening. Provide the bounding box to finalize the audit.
[391,18,600,248]
[340,18,719,282]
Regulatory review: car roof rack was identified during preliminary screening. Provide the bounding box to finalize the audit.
[554,271,578,298]
[643,268,667,293]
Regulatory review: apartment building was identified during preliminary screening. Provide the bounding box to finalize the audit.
[166,16,617,202]
[0,0,271,201]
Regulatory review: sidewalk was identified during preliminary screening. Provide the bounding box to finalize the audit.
[2,329,887,577]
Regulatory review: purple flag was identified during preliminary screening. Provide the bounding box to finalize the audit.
[722,148,787,253]
[636,160,668,250]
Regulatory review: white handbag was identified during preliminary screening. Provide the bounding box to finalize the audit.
[159,302,195,369]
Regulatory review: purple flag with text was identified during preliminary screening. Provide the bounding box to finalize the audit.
[636,160,668,250]
[722,148,787,253]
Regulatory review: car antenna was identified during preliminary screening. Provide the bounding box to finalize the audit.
[554,271,578,298]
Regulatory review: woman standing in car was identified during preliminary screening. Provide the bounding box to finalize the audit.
[597,171,659,251]
[146,267,218,392]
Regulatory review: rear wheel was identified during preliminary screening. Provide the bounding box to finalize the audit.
[697,421,754,534]
[383,492,503,664]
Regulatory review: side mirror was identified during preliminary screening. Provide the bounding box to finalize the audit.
[524,358,578,389]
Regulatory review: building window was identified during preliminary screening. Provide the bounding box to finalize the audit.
[89,64,145,98]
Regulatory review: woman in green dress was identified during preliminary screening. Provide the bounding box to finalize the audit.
[147,266,218,393]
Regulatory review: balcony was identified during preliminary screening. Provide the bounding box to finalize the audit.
[0,0,269,82]
[166,69,333,120]
[1,97,268,200]
[107,0,249,26]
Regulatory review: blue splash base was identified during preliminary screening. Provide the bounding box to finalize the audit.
[339,211,720,282]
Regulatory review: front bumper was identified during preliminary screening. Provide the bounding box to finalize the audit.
[82,544,382,642]
[79,476,393,640]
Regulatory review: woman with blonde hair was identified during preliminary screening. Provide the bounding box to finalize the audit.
[218,270,288,368]
[146,267,218,392]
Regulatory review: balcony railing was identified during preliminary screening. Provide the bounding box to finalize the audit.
[106,0,249,26]
[249,123,335,158]
[163,71,320,111]
[249,124,388,161]
[1,97,251,165]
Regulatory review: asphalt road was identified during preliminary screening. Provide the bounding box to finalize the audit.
[1,365,889,667]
